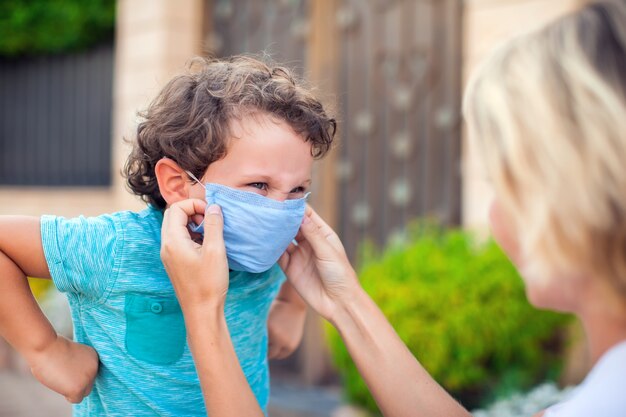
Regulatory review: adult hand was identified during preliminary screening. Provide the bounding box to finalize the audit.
[161,200,229,312]
[161,199,265,417]
[28,335,99,403]
[282,207,473,417]
[278,206,361,323]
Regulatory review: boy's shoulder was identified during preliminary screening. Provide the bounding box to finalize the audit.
[113,206,163,230]
[75,206,163,237]
[41,206,162,254]
[43,206,160,227]
[102,205,161,223]
[106,207,164,251]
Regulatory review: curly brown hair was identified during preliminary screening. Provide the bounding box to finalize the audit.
[123,55,337,209]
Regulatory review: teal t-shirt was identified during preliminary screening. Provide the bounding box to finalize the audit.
[40,207,284,416]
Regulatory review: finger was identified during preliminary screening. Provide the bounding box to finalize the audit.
[161,201,207,261]
[294,230,305,244]
[165,199,207,226]
[305,206,345,252]
[162,199,207,242]
[299,210,341,260]
[296,239,312,258]
[303,205,336,240]
[191,213,204,227]
[285,242,297,256]
[201,204,225,253]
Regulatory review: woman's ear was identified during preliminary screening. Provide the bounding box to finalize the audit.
[155,158,193,205]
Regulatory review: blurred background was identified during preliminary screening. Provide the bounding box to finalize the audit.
[0,0,592,416]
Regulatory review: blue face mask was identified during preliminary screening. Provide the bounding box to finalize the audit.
[186,172,309,273]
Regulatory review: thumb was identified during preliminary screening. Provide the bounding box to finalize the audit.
[202,204,225,250]
[299,214,336,260]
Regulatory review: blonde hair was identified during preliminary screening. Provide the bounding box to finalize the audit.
[464,0,626,294]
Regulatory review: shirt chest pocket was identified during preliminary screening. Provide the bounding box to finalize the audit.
[124,294,186,365]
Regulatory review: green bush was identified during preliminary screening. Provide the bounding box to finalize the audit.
[28,277,53,301]
[0,0,115,57]
[327,223,572,414]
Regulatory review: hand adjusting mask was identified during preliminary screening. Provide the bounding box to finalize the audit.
[186,171,309,273]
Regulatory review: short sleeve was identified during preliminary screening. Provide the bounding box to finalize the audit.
[40,214,122,301]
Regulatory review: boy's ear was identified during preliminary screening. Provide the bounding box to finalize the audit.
[155,158,193,205]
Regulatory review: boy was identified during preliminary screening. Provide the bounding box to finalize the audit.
[0,56,336,416]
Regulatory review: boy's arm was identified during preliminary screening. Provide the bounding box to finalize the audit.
[0,216,98,403]
[267,280,307,360]
[0,216,54,354]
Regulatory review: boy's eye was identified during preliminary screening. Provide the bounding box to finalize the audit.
[248,182,268,191]
[290,186,306,194]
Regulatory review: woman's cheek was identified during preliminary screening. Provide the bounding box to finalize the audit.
[489,200,522,266]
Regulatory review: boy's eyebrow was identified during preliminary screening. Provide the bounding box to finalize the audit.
[240,175,312,186]
[239,174,272,182]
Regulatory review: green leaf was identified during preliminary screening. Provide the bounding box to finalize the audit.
[0,0,115,57]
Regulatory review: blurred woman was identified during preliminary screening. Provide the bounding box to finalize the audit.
[160,1,626,416]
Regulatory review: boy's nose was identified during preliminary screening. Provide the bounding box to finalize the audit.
[266,191,289,202]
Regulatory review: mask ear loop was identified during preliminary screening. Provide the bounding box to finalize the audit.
[185,170,206,190]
